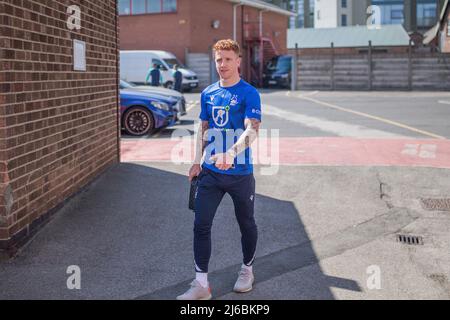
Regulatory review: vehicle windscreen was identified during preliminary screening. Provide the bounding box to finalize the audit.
[120,80,136,89]
[163,58,186,69]
[275,57,291,73]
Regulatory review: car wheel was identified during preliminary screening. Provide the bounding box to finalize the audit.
[165,81,174,90]
[123,107,154,136]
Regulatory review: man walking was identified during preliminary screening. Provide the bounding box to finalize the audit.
[173,64,183,93]
[145,63,163,87]
[177,39,262,300]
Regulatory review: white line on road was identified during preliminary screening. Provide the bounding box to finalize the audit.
[186,101,199,112]
[287,91,319,98]
[297,96,446,140]
[263,104,406,138]
[298,91,319,98]
[438,100,450,105]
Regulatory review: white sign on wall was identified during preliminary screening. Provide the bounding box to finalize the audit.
[73,39,86,71]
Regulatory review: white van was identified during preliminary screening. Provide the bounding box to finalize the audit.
[120,50,199,91]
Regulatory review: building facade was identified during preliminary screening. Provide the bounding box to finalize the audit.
[118,0,294,87]
[0,0,120,256]
[274,0,445,33]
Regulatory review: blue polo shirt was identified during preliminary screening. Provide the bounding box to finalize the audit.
[199,79,262,175]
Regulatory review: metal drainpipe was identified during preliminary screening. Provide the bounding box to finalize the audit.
[233,3,243,41]
[259,10,268,87]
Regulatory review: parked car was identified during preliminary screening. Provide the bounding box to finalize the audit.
[120,50,199,92]
[263,55,292,89]
[120,80,186,118]
[120,84,179,136]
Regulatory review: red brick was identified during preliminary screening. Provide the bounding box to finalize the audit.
[0,0,120,248]
[0,227,9,240]
[119,0,289,79]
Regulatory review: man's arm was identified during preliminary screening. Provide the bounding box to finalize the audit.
[145,69,152,84]
[228,118,260,158]
[210,118,260,170]
[194,121,210,164]
[189,120,209,181]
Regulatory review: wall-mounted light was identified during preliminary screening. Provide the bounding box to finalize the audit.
[212,20,220,29]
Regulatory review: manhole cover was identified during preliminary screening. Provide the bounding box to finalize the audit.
[397,234,424,245]
[421,198,450,211]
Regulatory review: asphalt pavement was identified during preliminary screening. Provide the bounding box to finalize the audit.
[1,90,450,299]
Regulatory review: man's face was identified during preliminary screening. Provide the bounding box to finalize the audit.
[215,50,241,80]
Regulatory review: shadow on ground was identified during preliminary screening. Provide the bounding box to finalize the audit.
[0,163,360,299]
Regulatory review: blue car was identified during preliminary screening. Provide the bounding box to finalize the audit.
[120,86,178,136]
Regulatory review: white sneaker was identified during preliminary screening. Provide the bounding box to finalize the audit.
[176,280,212,300]
[233,268,255,293]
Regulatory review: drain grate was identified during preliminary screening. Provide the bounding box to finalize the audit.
[421,198,450,211]
[397,234,424,245]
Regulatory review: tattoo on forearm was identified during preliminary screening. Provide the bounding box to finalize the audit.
[201,121,209,153]
[231,118,260,155]
[194,121,209,164]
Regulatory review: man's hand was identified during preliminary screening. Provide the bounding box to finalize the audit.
[189,164,202,182]
[209,151,236,171]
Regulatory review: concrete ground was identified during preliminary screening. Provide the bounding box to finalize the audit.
[1,162,449,300]
[1,90,450,300]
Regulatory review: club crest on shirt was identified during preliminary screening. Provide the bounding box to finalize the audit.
[212,106,229,127]
[230,95,239,106]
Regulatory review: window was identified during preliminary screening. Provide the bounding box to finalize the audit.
[132,0,146,14]
[448,23,450,36]
[152,59,167,71]
[341,14,347,26]
[118,0,177,15]
[162,0,177,12]
[118,0,131,15]
[341,0,347,9]
[163,58,185,69]
[417,1,437,27]
[391,9,403,20]
[147,0,161,13]
[372,0,404,25]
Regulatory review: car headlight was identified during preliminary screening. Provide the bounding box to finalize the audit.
[152,101,170,111]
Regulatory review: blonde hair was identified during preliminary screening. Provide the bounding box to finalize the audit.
[213,39,241,57]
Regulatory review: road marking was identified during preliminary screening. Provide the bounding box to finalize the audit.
[297,91,319,98]
[298,96,447,140]
[402,144,437,159]
[186,101,199,112]
[287,91,319,98]
[263,104,406,138]
[438,100,450,105]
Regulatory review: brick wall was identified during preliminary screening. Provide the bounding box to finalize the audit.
[119,0,191,63]
[0,0,120,255]
[119,0,289,63]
